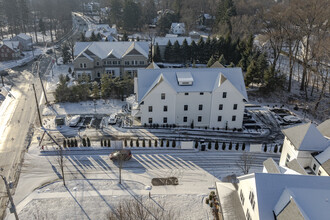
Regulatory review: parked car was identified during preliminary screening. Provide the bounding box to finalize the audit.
[109,149,132,161]
[108,113,118,125]
[69,115,80,127]
[283,115,301,123]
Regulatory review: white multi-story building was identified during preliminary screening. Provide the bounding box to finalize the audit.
[134,68,248,129]
[279,121,330,176]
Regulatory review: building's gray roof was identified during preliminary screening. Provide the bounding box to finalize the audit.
[263,158,281,174]
[1,41,20,51]
[146,62,160,69]
[154,36,192,46]
[321,159,330,175]
[286,159,308,175]
[276,196,305,220]
[317,119,330,139]
[239,173,330,220]
[15,33,32,40]
[74,41,149,59]
[215,182,245,220]
[137,68,248,103]
[282,122,329,151]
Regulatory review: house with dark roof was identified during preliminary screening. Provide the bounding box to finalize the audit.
[279,121,330,176]
[73,41,149,80]
[134,67,248,129]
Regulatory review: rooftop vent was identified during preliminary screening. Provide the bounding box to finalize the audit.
[176,72,193,86]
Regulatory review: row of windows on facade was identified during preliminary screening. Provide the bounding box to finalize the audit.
[147,115,237,124]
[148,103,238,112]
[77,70,137,79]
[161,92,228,99]
[79,60,145,68]
[240,189,253,220]
[1,48,12,52]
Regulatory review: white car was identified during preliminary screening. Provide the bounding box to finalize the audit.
[283,115,301,123]
[108,114,118,125]
[69,115,80,127]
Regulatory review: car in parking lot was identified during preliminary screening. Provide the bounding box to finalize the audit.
[283,115,301,123]
[109,149,132,161]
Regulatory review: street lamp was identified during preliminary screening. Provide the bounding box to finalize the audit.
[0,168,19,220]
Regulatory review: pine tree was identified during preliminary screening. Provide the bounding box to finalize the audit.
[63,139,67,148]
[90,31,98,41]
[245,60,258,86]
[122,32,128,41]
[80,33,86,42]
[142,139,146,147]
[130,139,133,147]
[215,141,219,150]
[154,139,158,147]
[164,40,173,63]
[149,139,152,147]
[136,139,139,147]
[172,40,181,63]
[87,137,91,147]
[62,43,71,64]
[153,43,162,62]
[222,142,226,150]
[160,139,164,147]
[218,54,226,65]
[181,39,190,64]
[92,81,100,98]
[172,140,176,148]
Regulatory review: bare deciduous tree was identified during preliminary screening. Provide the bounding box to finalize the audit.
[236,152,255,175]
[108,198,178,220]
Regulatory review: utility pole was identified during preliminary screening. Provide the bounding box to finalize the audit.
[36,62,49,106]
[0,168,19,220]
[32,83,43,126]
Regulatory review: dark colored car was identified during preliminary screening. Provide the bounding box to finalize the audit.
[109,149,132,161]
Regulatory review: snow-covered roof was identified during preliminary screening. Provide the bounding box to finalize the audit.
[239,173,330,220]
[137,68,248,103]
[286,159,308,175]
[154,37,192,46]
[15,33,32,40]
[2,41,20,50]
[317,119,330,139]
[215,182,245,220]
[282,122,329,151]
[263,158,281,174]
[74,42,149,59]
[315,146,330,165]
[171,23,185,29]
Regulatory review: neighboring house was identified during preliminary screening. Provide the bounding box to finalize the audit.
[153,36,192,60]
[0,41,22,61]
[224,173,330,220]
[73,41,149,80]
[85,24,117,41]
[134,68,248,129]
[12,33,33,51]
[279,122,330,176]
[170,23,185,35]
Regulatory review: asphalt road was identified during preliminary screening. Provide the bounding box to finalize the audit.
[0,55,51,219]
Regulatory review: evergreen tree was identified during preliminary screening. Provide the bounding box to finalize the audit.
[154,139,158,147]
[90,31,98,41]
[130,139,133,147]
[215,141,219,150]
[190,41,198,62]
[122,32,128,41]
[172,140,176,148]
[197,37,205,63]
[245,60,258,86]
[123,0,141,31]
[87,137,91,146]
[136,139,139,147]
[172,40,181,63]
[160,139,164,147]
[109,0,122,26]
[101,74,111,98]
[92,81,100,98]
[80,33,86,42]
[181,39,190,64]
[153,43,162,62]
[164,40,173,63]
[39,18,46,42]
[62,43,71,64]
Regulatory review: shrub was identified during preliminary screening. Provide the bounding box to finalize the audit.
[124,139,127,147]
[279,144,283,153]
[210,202,213,208]
[274,144,278,153]
[235,143,239,151]
[229,142,232,150]
[63,139,67,148]
[108,139,111,147]
[154,139,158,147]
[75,139,78,147]
[195,141,198,149]
[166,140,169,147]
[130,139,133,147]
[191,121,194,129]
[160,139,164,147]
[264,144,267,152]
[233,128,236,131]
[205,126,207,130]
[222,142,226,150]
[242,143,246,151]
[149,139,152,147]
[100,139,103,147]
[208,142,212,150]
[82,138,86,147]
[172,140,176,148]
[87,137,91,147]
[210,191,215,195]
[238,128,242,132]
[206,198,209,204]
[217,127,219,130]
[136,139,139,147]
[215,141,219,150]
[142,139,146,147]
[212,127,215,130]
[209,194,213,200]
[144,123,147,127]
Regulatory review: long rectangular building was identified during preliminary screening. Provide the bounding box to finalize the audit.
[134,67,248,129]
